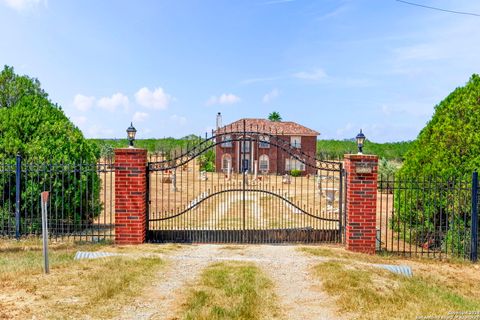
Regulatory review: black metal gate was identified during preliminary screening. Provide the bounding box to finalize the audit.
[146,125,345,243]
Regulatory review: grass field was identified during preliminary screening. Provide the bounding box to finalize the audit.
[0,239,166,319]
[179,261,282,320]
[1,239,479,319]
[300,246,480,320]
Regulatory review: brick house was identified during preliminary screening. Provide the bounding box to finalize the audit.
[214,115,319,175]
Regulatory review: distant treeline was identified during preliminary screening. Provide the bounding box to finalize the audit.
[90,137,413,161]
[316,140,413,161]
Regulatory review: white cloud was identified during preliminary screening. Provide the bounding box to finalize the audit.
[293,68,327,81]
[73,94,95,112]
[378,101,432,118]
[97,92,129,112]
[262,89,279,103]
[2,0,45,11]
[206,93,241,106]
[170,114,187,126]
[73,115,87,126]
[135,87,172,110]
[87,125,114,138]
[133,111,149,122]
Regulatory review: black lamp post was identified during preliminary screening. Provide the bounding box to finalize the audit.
[127,122,137,148]
[356,129,366,154]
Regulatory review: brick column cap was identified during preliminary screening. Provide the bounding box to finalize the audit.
[114,148,148,155]
[344,154,378,160]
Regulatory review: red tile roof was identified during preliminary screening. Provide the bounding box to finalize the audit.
[216,118,320,136]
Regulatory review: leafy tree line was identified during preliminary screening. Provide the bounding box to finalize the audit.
[317,139,413,161]
[92,138,412,161]
[91,136,195,160]
[0,66,100,234]
[392,74,480,256]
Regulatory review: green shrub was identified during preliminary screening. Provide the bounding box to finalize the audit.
[392,74,480,255]
[0,66,101,233]
[290,169,302,177]
[199,148,215,172]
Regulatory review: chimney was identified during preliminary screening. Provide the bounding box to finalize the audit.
[216,112,222,129]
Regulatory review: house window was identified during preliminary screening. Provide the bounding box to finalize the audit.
[222,154,232,172]
[241,141,250,152]
[259,135,270,148]
[221,135,232,147]
[285,158,305,171]
[291,136,301,148]
[259,155,269,173]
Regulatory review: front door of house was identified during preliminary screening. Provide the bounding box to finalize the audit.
[242,159,250,172]
[240,140,251,173]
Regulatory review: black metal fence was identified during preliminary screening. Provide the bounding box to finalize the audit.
[0,155,115,242]
[377,172,479,261]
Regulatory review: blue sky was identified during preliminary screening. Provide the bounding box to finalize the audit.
[1,0,479,142]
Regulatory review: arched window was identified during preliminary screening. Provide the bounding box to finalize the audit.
[259,154,269,173]
[222,154,232,172]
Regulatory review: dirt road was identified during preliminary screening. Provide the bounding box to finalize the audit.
[117,244,341,320]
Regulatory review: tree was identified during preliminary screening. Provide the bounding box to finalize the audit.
[393,74,480,254]
[268,111,282,122]
[0,65,47,109]
[400,74,480,177]
[0,66,100,233]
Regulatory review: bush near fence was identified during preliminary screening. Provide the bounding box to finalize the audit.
[0,159,111,238]
[378,172,478,259]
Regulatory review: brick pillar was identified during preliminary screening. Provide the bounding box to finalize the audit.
[344,154,378,254]
[115,148,148,245]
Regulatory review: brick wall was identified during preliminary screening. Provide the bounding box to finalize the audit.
[301,136,317,175]
[215,134,317,175]
[344,154,378,254]
[114,148,148,245]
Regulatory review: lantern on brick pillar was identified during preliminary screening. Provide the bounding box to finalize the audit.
[356,129,366,154]
[127,122,137,148]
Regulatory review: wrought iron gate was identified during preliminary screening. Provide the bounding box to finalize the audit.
[147,125,345,243]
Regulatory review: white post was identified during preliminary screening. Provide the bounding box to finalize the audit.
[227,161,231,180]
[254,160,258,180]
[41,191,49,274]
[171,169,177,191]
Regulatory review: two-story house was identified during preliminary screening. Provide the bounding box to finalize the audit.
[214,114,319,175]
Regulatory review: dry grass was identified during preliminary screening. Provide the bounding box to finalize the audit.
[300,245,480,319]
[0,239,165,319]
[178,261,282,320]
[298,245,398,264]
[220,245,247,251]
